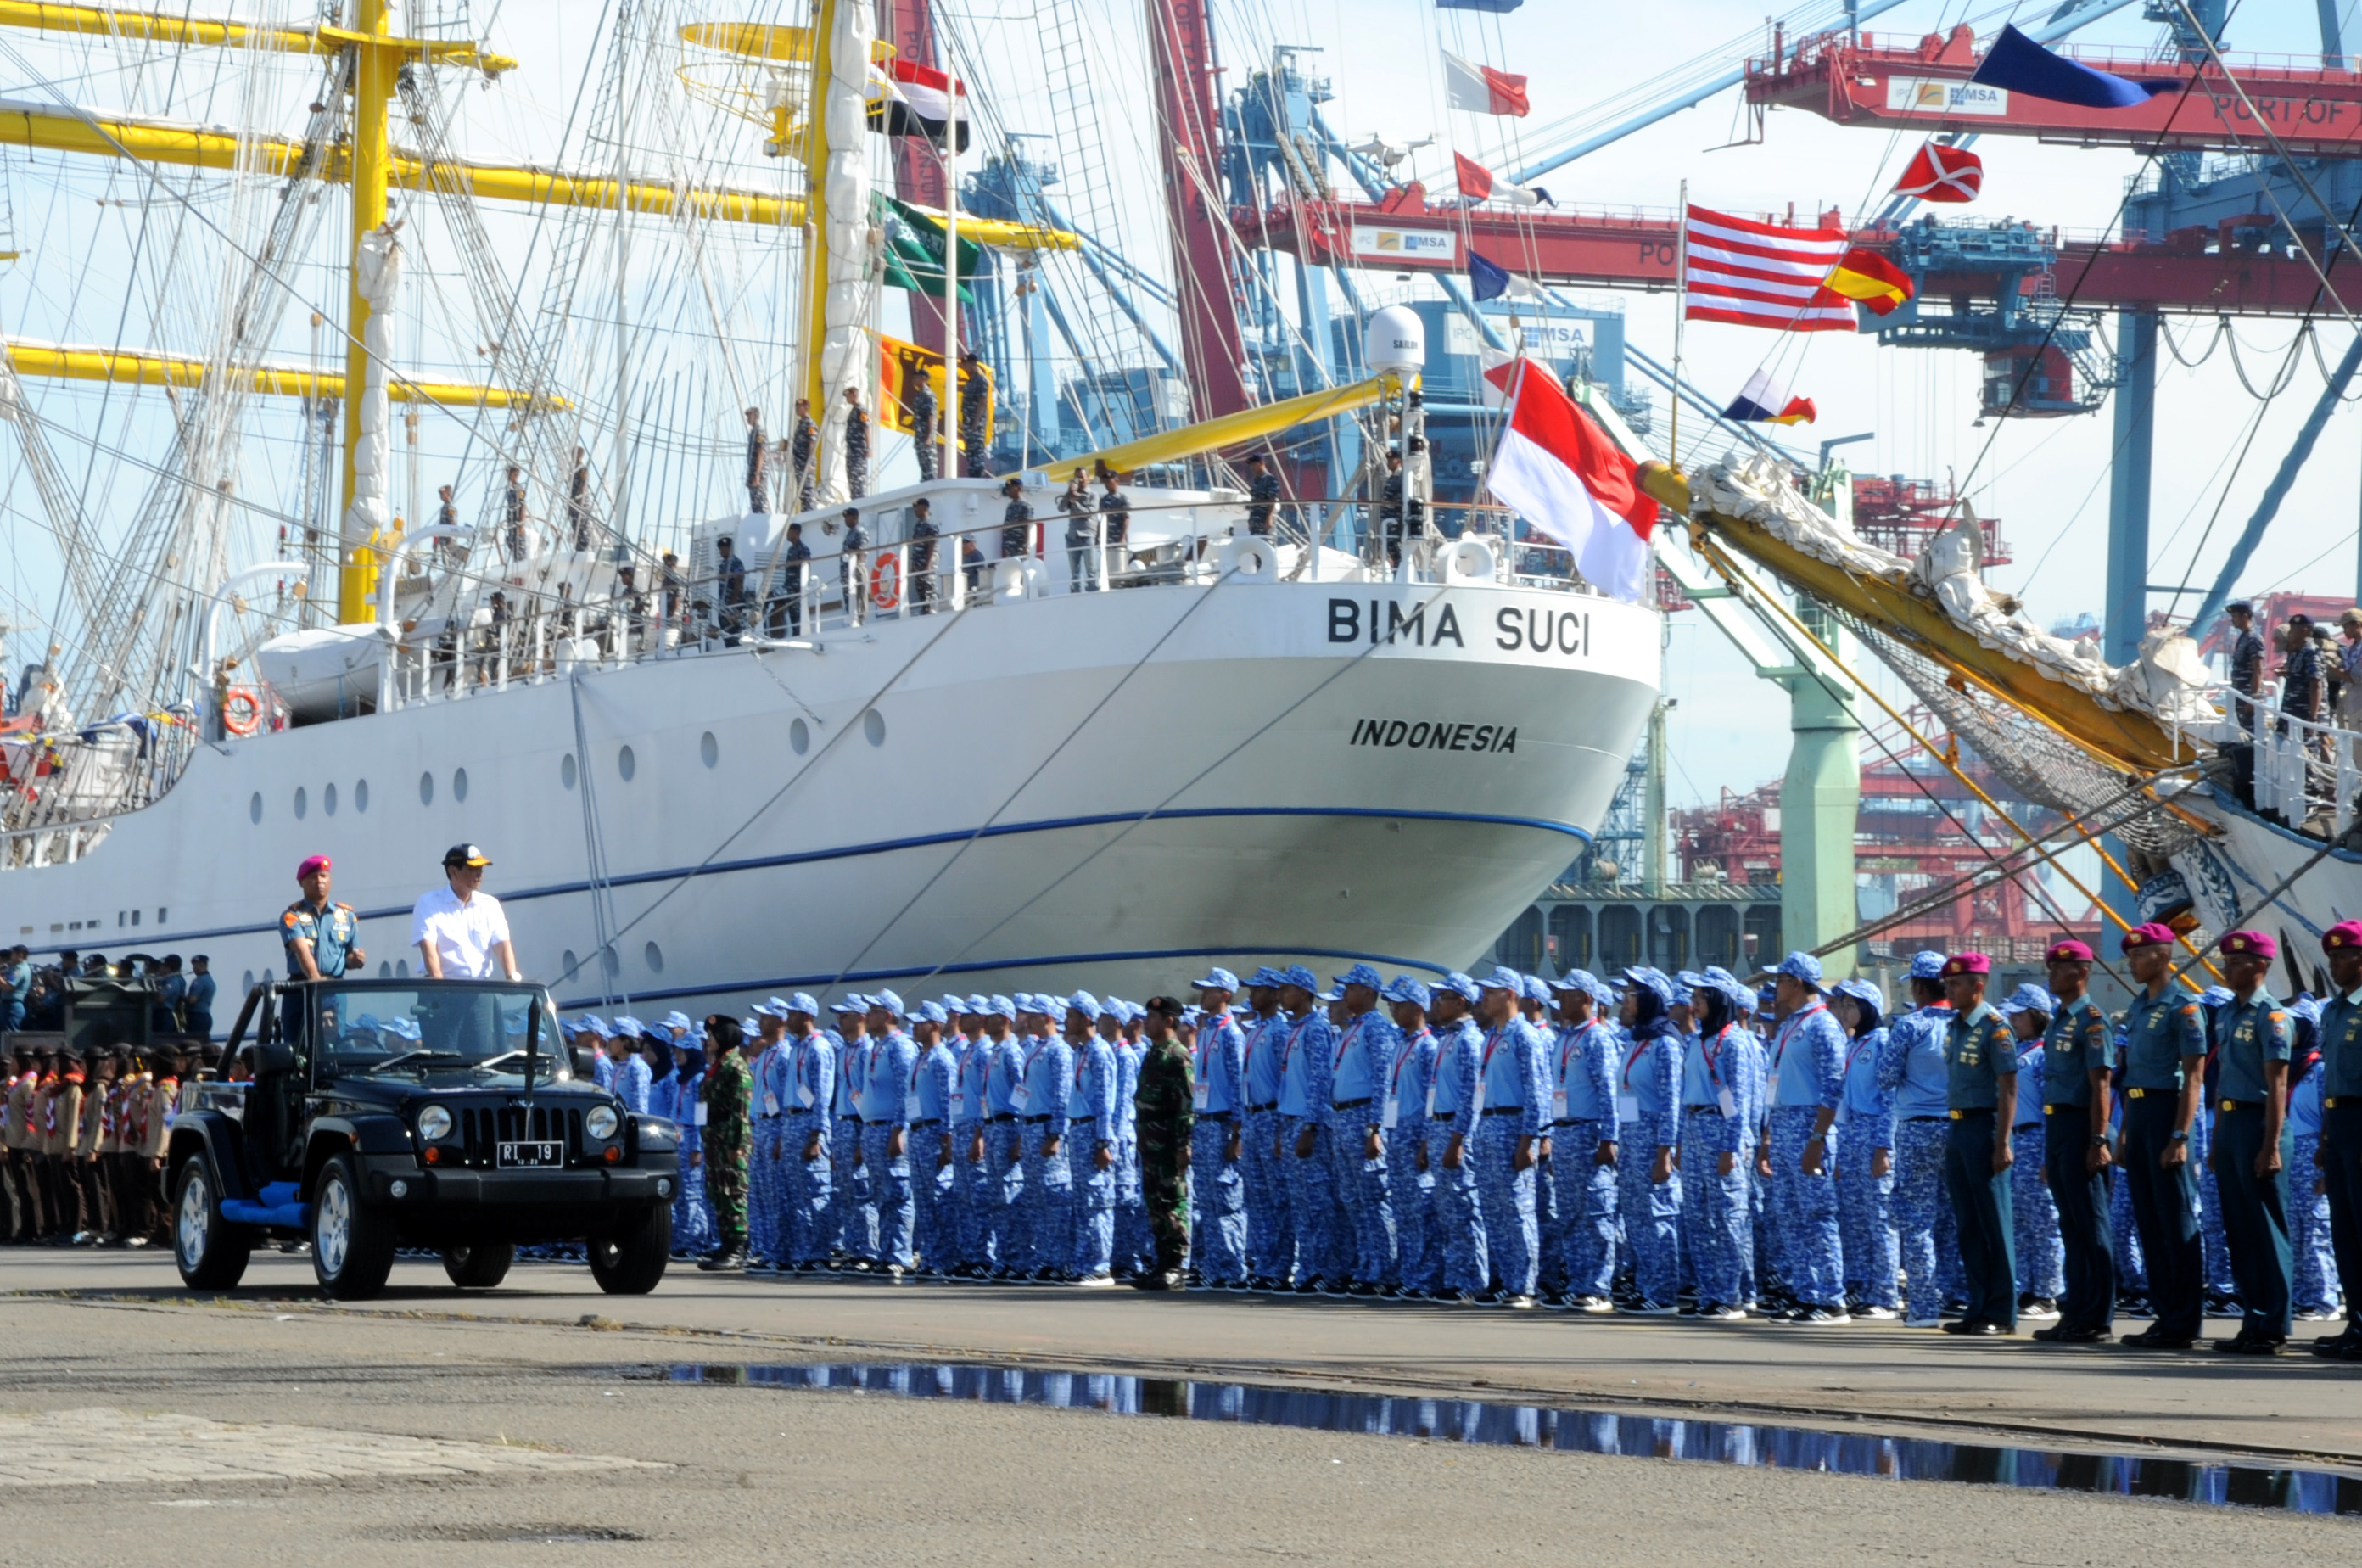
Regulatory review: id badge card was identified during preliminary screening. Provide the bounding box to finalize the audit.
[1424,1076,1438,1117]
[694,1103,709,1127]
[951,1088,969,1121]
[1010,1083,1030,1113]
[1765,1077,1782,1107]
[1382,1093,1400,1129]
[763,1091,781,1116]
[903,1089,922,1123]
[1191,1078,1211,1111]
[1716,1087,1737,1117]
[1615,1094,1639,1123]
[796,1078,815,1110]
[1552,1089,1570,1121]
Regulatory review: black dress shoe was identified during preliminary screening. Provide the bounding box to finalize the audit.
[2215,1334,2285,1355]
[2122,1328,2197,1350]
[1940,1317,1984,1335]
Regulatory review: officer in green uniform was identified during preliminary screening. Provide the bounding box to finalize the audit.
[697,1015,755,1272]
[1133,995,1196,1290]
[1939,953,2019,1336]
[2210,929,2296,1353]
[2115,921,2209,1349]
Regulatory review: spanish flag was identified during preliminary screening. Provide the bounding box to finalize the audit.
[1822,248,1914,317]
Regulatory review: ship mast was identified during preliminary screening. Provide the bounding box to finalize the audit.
[338,0,400,624]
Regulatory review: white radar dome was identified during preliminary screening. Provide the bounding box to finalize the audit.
[1364,305,1425,376]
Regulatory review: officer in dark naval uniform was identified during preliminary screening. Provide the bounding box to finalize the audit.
[283,854,363,983]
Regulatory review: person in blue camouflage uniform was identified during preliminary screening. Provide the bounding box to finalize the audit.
[1521,976,1565,1301]
[1329,964,1401,1294]
[1272,966,1344,1291]
[1615,966,1683,1313]
[1729,984,1771,1309]
[1999,983,2063,1319]
[979,996,1027,1278]
[2210,931,2297,1352]
[1677,969,1753,1318]
[1760,952,1849,1324]
[1382,976,1440,1297]
[1016,996,1075,1279]
[1239,970,1295,1289]
[668,1016,715,1258]
[1878,952,1957,1325]
[748,1000,796,1268]
[1829,978,1896,1318]
[781,996,834,1271]
[2116,923,2209,1347]
[857,992,918,1275]
[2311,921,2362,1361]
[1548,972,1621,1312]
[945,998,989,1275]
[2032,943,2116,1341]
[1471,967,1548,1307]
[606,1021,652,1116]
[908,1002,958,1276]
[1425,972,1488,1301]
[1066,992,1122,1286]
[2284,996,2339,1323]
[1937,954,2019,1335]
[826,997,871,1268]
[1188,970,1250,1287]
[1109,1003,1152,1279]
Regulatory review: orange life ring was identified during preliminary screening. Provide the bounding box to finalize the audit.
[221,686,263,737]
[869,552,902,611]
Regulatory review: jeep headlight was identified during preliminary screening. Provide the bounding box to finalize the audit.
[416,1103,454,1143]
[585,1104,620,1141]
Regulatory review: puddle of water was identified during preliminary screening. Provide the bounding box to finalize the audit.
[651,1361,2362,1517]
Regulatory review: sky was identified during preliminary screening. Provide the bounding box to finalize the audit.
[1,0,2358,824]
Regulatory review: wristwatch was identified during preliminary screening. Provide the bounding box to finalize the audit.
[2090,1134,2108,1146]
[2169,1129,2189,1142]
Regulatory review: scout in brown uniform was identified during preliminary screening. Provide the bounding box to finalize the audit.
[40,1051,80,1240]
[74,1050,114,1243]
[137,1052,177,1245]
[13,1050,53,1239]
[105,1057,148,1246]
[0,1048,24,1240]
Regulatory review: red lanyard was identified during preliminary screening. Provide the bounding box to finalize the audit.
[1482,1028,1505,1075]
[1394,1030,1429,1089]
[1335,1016,1362,1070]
[1622,1037,1652,1089]
[1773,1003,1825,1068]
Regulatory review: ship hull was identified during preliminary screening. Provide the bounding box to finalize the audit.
[3,579,1658,1010]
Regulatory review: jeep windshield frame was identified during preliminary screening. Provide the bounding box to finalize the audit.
[306,980,560,1087]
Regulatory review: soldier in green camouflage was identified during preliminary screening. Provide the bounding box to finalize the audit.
[697,1016,755,1272]
[1133,995,1196,1290]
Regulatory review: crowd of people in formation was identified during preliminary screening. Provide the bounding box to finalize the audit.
[0,1037,204,1246]
[581,930,2362,1353]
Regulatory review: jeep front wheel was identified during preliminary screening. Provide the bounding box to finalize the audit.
[173,1158,251,1291]
[311,1154,396,1300]
[588,1202,670,1295]
[441,1240,514,1289]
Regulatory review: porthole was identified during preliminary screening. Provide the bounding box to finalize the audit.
[395,959,411,978]
[700,731,719,768]
[644,941,664,974]
[618,745,636,781]
[453,767,469,802]
[241,970,255,993]
[249,792,262,825]
[562,949,579,980]
[561,753,578,790]
[419,770,434,806]
[378,961,391,979]
[863,708,886,747]
[293,786,308,820]
[323,781,338,816]
[355,779,369,814]
[789,718,809,755]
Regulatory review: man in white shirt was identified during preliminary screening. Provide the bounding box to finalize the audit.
[411,844,520,981]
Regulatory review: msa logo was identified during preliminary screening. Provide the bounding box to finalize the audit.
[1886,76,2008,116]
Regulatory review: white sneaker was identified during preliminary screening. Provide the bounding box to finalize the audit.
[1855,1304,1897,1320]
[1075,1272,1117,1289]
[1620,1299,1678,1316]
[1572,1295,1615,1314]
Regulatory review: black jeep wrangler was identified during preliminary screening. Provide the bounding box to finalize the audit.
[165,976,680,1299]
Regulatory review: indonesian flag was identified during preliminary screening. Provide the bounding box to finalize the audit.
[1893,141,1983,203]
[868,59,971,152]
[1444,51,1530,117]
[1480,361,1657,603]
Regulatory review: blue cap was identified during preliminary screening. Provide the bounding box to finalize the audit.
[1333,962,1384,991]
[571,1014,605,1037]
[1437,972,1481,1003]
[1776,951,1824,988]
[1381,973,1432,1008]
[1246,966,1285,987]
[1315,985,1344,1003]
[1561,968,1615,1007]
[869,988,904,1018]
[829,995,865,1015]
[2293,994,2322,1023]
[966,994,992,1015]
[1669,978,1695,1006]
[1907,950,1949,980]
[1754,983,1777,1009]
[989,995,1017,1021]
[1273,964,1316,991]
[740,1016,761,1036]
[1999,983,2053,1016]
[787,992,820,1017]
[1833,977,1885,1013]
[1066,991,1103,1020]
[941,996,967,1018]
[1478,966,1524,994]
[661,1011,693,1033]
[1520,975,1552,1004]
[918,1000,949,1025]
[2200,985,2234,1008]
[1193,966,1240,992]
[1617,966,1673,1005]
[383,1016,423,1042]
[612,1015,645,1037]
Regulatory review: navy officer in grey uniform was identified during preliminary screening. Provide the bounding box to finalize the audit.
[2033,938,2116,1343]
[2312,920,2362,1361]
[2115,921,2209,1349]
[1938,953,2018,1336]
[2210,929,2297,1354]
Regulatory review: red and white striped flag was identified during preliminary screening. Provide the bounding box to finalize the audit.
[1480,361,1657,603]
[1443,51,1530,117]
[1681,206,1855,333]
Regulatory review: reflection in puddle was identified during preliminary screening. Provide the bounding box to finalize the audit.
[652,1361,2362,1517]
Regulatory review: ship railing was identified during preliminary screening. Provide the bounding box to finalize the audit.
[375,509,1603,712]
[2236,682,2362,842]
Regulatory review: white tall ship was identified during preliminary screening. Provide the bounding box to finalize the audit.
[0,2,1659,1011]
